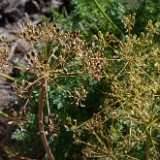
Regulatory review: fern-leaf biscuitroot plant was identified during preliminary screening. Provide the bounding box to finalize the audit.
[0,14,160,160]
[8,21,108,159]
[64,15,160,160]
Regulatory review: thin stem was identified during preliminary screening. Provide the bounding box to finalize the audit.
[0,111,9,119]
[93,0,124,36]
[114,62,129,80]
[145,129,151,160]
[45,79,51,116]
[38,82,55,160]
[24,76,44,91]
[76,99,121,130]
[0,72,16,82]
[145,136,149,160]
[3,146,37,160]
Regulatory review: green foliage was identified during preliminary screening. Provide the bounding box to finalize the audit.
[65,17,160,159]
[51,0,160,37]
[51,0,125,37]
[12,113,45,159]
[126,0,160,35]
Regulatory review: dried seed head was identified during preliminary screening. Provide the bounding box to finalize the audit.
[30,36,35,41]
[35,31,39,36]
[73,119,77,124]
[45,116,49,124]
[56,27,60,33]
[43,59,48,64]
[26,53,30,59]
[53,24,57,28]
[37,51,42,59]
[10,108,18,117]
[30,59,34,64]
[23,32,26,38]
[63,68,68,75]
[66,117,71,123]
[66,90,72,97]
[31,51,36,57]
[79,103,85,108]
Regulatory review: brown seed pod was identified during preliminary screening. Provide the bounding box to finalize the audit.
[26,53,30,59]
[56,27,60,33]
[66,90,72,97]
[63,68,68,75]
[30,59,34,64]
[30,36,36,41]
[35,31,39,36]
[53,24,57,28]
[43,59,48,64]
[23,32,26,38]
[10,108,18,117]
[31,51,36,57]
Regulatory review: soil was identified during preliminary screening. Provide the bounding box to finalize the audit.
[0,0,64,159]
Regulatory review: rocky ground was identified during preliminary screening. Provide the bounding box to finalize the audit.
[0,0,65,159]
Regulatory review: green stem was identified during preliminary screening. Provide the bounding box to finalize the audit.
[93,0,124,36]
[0,72,16,82]
[0,111,9,118]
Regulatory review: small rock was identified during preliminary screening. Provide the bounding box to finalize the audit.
[25,0,40,14]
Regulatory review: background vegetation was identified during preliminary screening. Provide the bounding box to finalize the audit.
[0,0,160,160]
